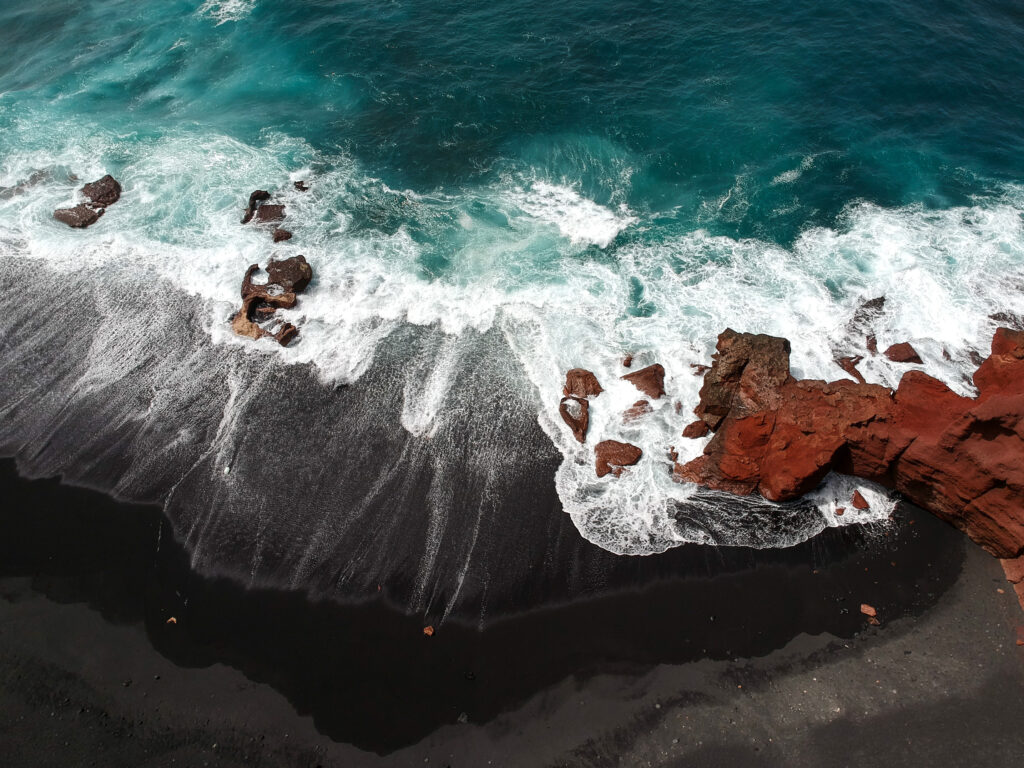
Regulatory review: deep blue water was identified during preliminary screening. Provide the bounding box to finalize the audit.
[2,0,1024,555]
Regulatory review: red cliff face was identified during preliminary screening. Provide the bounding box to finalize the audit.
[675,328,1024,558]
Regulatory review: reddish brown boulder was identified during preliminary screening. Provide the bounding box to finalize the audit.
[835,507,845,516]
[682,420,710,439]
[852,490,869,510]
[255,204,285,223]
[623,354,633,368]
[81,174,121,208]
[623,400,653,423]
[885,342,923,364]
[622,364,665,399]
[559,396,589,443]
[54,204,101,229]
[563,369,603,398]
[273,228,293,242]
[266,255,312,293]
[836,355,866,384]
[241,190,270,224]
[1002,555,1024,585]
[675,327,1024,558]
[693,330,792,430]
[595,440,643,478]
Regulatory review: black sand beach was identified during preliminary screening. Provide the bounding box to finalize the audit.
[3,458,1023,766]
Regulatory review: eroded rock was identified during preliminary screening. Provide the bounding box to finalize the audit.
[563,369,603,398]
[54,204,101,229]
[622,363,666,399]
[885,342,923,364]
[595,440,643,478]
[81,174,121,208]
[231,255,313,347]
[559,396,589,443]
[241,190,271,224]
[623,400,653,423]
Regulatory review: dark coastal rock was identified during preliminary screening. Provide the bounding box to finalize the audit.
[682,420,709,439]
[273,228,293,243]
[595,440,642,478]
[241,190,271,224]
[623,400,652,423]
[884,342,923,364]
[622,363,665,400]
[256,204,286,223]
[836,355,867,384]
[559,396,589,443]
[232,255,313,347]
[265,255,312,293]
[563,369,603,398]
[867,334,878,355]
[675,327,1024,558]
[622,354,633,368]
[294,180,310,192]
[81,174,121,208]
[54,204,101,229]
[690,363,710,376]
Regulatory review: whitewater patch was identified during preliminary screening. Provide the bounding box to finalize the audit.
[197,0,256,25]
[2,126,1024,556]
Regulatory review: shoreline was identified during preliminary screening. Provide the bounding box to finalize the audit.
[0,456,978,756]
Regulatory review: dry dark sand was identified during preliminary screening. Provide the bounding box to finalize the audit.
[2,459,1023,767]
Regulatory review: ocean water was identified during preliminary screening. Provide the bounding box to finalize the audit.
[1,1,1023,578]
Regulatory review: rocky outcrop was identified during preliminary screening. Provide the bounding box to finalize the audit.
[230,255,312,347]
[273,228,293,242]
[595,440,643,478]
[682,420,709,439]
[563,369,604,398]
[54,174,122,228]
[81,174,121,208]
[241,190,271,224]
[885,342,923,364]
[294,180,310,192]
[559,396,589,443]
[54,204,102,229]
[622,363,665,399]
[675,327,1024,558]
[256,204,286,223]
[836,355,866,384]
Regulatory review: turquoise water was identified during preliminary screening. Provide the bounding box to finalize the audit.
[2,0,1024,554]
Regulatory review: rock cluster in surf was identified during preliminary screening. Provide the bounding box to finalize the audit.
[53,174,122,229]
[674,327,1024,559]
[231,183,314,346]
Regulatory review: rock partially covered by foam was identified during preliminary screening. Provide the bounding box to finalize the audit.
[231,255,313,347]
[559,396,589,443]
[563,369,603,398]
[595,440,642,478]
[622,363,666,399]
[676,328,1024,558]
[54,174,122,228]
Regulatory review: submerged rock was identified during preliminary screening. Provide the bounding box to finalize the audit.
[559,396,589,443]
[675,327,1024,558]
[563,369,603,398]
[595,440,643,478]
[623,400,653,423]
[836,355,867,384]
[622,363,666,399]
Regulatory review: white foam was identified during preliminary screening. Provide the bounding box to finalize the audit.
[507,181,635,248]
[197,0,256,25]
[3,122,1023,556]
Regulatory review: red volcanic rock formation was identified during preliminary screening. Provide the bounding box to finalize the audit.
[563,369,604,398]
[559,396,589,443]
[622,363,666,399]
[623,400,653,423]
[595,440,643,478]
[836,355,867,384]
[885,342,923,364]
[676,327,1024,558]
[231,255,313,347]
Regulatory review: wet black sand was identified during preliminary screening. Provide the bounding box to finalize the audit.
[3,458,1024,766]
